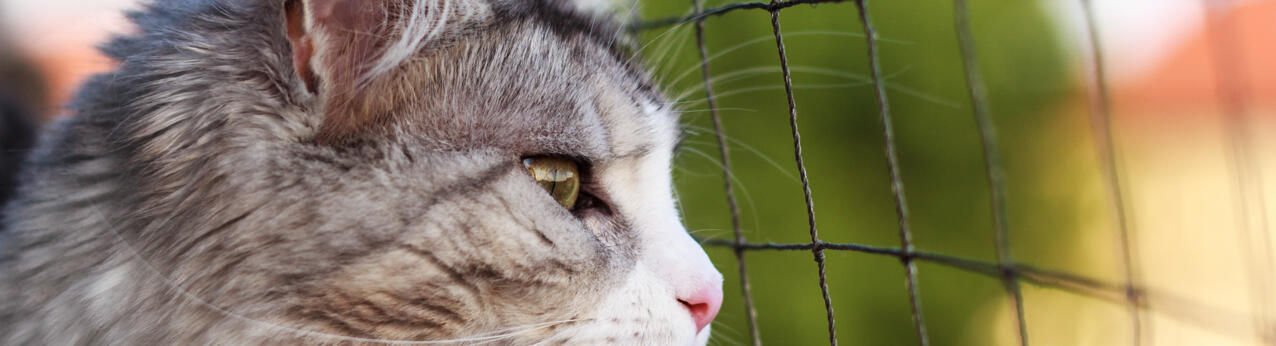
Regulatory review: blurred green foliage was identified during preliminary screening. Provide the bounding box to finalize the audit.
[639,0,1123,344]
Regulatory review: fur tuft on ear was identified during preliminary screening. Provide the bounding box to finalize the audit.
[283,0,492,144]
[284,0,318,92]
[563,0,638,22]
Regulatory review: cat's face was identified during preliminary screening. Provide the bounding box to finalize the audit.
[134,0,724,344]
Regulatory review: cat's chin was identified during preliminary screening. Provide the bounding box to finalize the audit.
[528,262,710,345]
[695,325,714,345]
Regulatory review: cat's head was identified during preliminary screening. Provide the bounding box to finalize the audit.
[60,0,721,344]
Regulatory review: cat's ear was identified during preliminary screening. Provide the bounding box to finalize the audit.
[283,0,317,93]
[283,0,492,144]
[284,0,389,94]
[283,0,397,144]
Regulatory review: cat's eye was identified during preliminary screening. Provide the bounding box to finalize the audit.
[523,157,580,210]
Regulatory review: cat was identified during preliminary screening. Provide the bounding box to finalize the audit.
[0,0,724,344]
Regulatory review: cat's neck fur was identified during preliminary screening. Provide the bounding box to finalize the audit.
[1,2,292,342]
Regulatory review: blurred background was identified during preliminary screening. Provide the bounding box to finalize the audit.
[2,0,1275,345]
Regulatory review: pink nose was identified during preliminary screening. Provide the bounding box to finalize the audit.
[678,285,723,333]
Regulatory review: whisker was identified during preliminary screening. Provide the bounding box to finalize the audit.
[607,0,645,47]
[628,6,699,70]
[672,63,955,111]
[674,66,792,102]
[676,82,870,108]
[661,30,911,89]
[689,228,728,234]
[688,228,734,240]
[649,25,697,78]
[673,184,691,225]
[674,107,759,113]
[785,65,958,109]
[708,320,744,346]
[710,318,744,338]
[677,145,763,233]
[671,64,879,102]
[680,137,799,184]
[675,163,722,179]
[628,17,696,68]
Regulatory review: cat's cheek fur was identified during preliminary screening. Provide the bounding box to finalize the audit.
[569,106,722,344]
[545,263,708,344]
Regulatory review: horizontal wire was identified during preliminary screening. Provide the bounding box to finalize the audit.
[634,0,850,30]
[698,238,1117,294]
[696,238,1263,341]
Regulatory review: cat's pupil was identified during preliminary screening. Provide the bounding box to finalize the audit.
[523,157,580,210]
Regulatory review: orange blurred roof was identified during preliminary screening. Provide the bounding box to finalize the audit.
[1115,1,1276,115]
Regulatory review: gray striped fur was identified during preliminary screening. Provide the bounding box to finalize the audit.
[0,0,713,344]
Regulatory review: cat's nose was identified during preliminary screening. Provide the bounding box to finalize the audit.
[677,281,723,333]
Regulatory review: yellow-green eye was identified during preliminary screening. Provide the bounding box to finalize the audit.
[523,157,580,210]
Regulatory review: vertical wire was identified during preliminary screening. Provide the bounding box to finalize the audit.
[1201,1,1275,343]
[767,4,838,345]
[949,1,1028,345]
[850,1,929,345]
[689,0,763,344]
[1078,1,1147,344]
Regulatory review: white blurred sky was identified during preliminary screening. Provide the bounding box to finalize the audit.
[1,0,140,48]
[0,0,1248,83]
[1049,0,1208,82]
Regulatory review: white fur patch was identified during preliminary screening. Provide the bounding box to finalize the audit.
[86,265,132,323]
[575,105,722,344]
[569,0,630,17]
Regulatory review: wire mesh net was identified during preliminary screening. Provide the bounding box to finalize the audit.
[634,0,1274,345]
